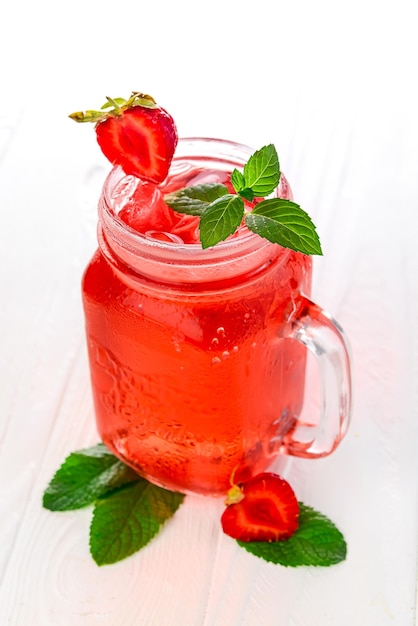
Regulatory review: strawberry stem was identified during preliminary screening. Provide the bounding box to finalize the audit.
[69,92,158,126]
[104,96,123,114]
[225,484,244,506]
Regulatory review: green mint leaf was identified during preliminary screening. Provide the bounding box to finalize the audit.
[90,479,184,565]
[199,195,245,248]
[245,198,323,255]
[238,188,255,202]
[231,168,245,193]
[42,443,139,511]
[164,183,229,216]
[242,144,281,197]
[231,168,254,200]
[237,503,347,567]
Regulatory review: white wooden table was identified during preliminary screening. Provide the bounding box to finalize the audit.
[1,1,417,624]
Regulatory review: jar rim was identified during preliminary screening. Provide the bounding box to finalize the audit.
[102,137,268,250]
[98,137,291,282]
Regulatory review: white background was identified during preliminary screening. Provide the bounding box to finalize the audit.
[1,1,417,624]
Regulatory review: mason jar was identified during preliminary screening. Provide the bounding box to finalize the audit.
[82,138,351,496]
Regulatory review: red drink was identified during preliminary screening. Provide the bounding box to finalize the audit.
[82,139,343,496]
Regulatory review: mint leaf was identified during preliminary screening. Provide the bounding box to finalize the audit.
[231,168,245,192]
[237,503,346,567]
[90,479,184,565]
[231,168,255,202]
[42,443,139,511]
[239,188,255,202]
[200,195,245,248]
[164,183,229,216]
[242,144,281,197]
[245,198,322,255]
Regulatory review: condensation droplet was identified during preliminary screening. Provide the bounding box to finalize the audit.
[216,327,226,337]
[211,337,219,346]
[222,351,230,360]
[172,331,185,352]
[212,356,221,365]
[232,346,239,353]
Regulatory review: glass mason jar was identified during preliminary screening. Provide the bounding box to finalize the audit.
[82,138,352,496]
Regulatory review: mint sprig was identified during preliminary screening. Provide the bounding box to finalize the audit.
[164,144,322,254]
[43,444,346,568]
[237,503,347,567]
[43,443,184,565]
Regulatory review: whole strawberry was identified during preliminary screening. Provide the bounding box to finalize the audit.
[221,472,299,542]
[69,92,178,184]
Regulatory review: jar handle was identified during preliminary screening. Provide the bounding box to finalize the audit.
[278,296,352,458]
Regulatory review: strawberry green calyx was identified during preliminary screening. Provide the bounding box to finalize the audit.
[69,91,157,124]
[225,484,245,505]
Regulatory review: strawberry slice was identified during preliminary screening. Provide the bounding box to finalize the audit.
[69,92,178,184]
[221,473,299,542]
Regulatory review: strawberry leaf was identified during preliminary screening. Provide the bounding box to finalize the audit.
[90,480,184,565]
[200,195,245,248]
[245,198,322,255]
[164,183,228,216]
[42,443,139,511]
[101,97,127,110]
[242,144,281,197]
[68,110,107,123]
[237,503,347,567]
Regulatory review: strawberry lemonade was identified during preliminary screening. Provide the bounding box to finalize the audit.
[75,94,351,496]
[82,139,310,495]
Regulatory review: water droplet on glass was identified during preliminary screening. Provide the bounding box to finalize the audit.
[212,356,221,365]
[172,331,185,353]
